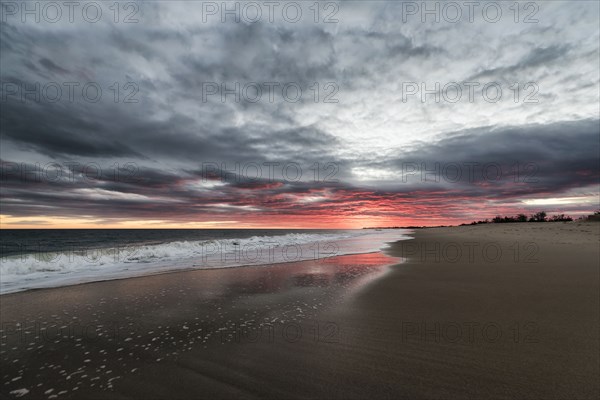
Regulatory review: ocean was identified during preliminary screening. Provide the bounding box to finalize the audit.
[0,229,411,294]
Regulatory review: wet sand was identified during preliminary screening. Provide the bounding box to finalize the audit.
[1,222,599,399]
[0,252,398,399]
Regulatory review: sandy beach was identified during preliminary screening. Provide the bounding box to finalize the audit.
[1,222,598,399]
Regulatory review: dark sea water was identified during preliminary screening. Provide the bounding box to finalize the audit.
[0,229,348,257]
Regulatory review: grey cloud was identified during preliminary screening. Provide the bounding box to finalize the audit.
[379,119,600,195]
[38,58,70,75]
[470,45,571,81]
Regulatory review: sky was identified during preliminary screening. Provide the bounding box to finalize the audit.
[1,0,599,229]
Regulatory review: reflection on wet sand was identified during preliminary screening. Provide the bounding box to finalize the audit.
[0,252,401,399]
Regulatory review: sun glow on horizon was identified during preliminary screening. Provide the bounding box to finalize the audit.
[0,213,412,230]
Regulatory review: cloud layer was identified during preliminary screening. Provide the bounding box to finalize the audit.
[1,1,599,227]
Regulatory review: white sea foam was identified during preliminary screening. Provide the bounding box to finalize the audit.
[9,388,29,397]
[0,230,410,294]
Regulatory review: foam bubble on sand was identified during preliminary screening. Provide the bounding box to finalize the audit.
[9,388,29,397]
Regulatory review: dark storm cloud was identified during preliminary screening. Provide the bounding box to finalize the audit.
[2,118,598,222]
[0,88,343,167]
[376,119,600,196]
[1,16,344,164]
[0,100,143,158]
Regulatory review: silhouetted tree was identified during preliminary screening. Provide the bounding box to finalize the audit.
[529,211,547,222]
[467,212,575,225]
[551,214,573,222]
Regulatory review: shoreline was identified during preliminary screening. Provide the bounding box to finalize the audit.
[0,229,410,295]
[0,249,398,296]
[1,222,598,399]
